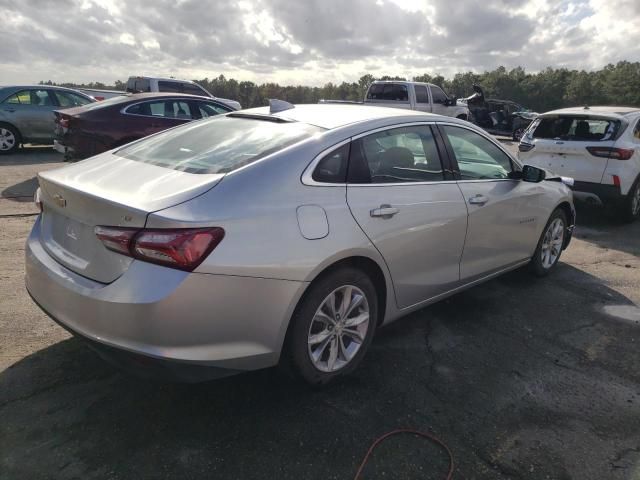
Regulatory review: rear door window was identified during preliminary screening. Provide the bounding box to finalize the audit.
[197,102,230,118]
[414,85,429,104]
[157,81,183,93]
[182,83,208,96]
[54,91,92,107]
[115,116,325,174]
[348,125,445,183]
[533,116,620,141]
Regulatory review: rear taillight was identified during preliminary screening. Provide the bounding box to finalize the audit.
[518,143,535,152]
[586,146,634,160]
[95,226,225,271]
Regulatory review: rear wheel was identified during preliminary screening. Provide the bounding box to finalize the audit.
[617,180,640,223]
[0,124,20,155]
[285,267,377,386]
[530,209,567,276]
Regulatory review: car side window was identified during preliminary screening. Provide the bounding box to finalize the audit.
[158,81,185,93]
[136,100,193,119]
[441,125,513,180]
[198,102,230,118]
[633,119,640,141]
[54,91,91,107]
[183,83,207,96]
[3,89,52,106]
[414,85,429,104]
[348,126,445,184]
[312,143,350,183]
[430,86,447,104]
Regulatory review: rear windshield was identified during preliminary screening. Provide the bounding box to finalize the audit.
[532,116,620,141]
[366,83,409,102]
[114,116,325,174]
[78,95,130,111]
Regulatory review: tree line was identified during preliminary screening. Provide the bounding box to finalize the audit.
[40,61,640,112]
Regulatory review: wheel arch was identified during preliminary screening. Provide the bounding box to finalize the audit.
[554,201,575,249]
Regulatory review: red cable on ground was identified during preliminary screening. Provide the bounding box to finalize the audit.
[353,428,454,480]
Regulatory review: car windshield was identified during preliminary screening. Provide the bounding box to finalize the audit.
[533,116,620,141]
[114,116,325,174]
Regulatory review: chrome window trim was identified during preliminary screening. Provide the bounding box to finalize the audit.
[120,98,222,118]
[302,121,452,187]
[301,120,522,187]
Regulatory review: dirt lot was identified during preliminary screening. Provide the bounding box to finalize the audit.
[1,145,639,480]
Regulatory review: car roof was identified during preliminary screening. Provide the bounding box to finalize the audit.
[128,76,198,84]
[370,80,439,88]
[238,104,444,129]
[541,106,640,118]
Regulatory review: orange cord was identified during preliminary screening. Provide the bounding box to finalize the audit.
[353,429,454,480]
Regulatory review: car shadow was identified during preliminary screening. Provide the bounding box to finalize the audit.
[0,146,63,166]
[1,264,639,480]
[573,203,640,257]
[1,177,39,200]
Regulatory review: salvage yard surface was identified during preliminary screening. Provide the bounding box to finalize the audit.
[1,145,639,479]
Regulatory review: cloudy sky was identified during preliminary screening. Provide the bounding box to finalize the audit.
[1,0,639,86]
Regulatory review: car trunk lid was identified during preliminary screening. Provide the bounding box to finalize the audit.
[37,152,223,283]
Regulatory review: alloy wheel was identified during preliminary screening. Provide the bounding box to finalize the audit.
[540,218,565,269]
[307,285,370,373]
[0,128,16,151]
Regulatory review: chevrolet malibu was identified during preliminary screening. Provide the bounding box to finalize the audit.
[25,103,575,385]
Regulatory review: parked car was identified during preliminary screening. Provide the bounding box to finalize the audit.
[26,103,575,386]
[462,84,537,140]
[53,92,235,160]
[321,81,470,120]
[126,76,241,110]
[0,85,95,154]
[518,106,640,222]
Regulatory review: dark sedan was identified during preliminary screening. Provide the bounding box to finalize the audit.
[53,93,235,160]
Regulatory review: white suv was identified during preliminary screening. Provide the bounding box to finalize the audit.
[518,106,640,222]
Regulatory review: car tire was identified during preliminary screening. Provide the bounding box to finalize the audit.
[285,267,378,386]
[0,123,20,155]
[529,209,568,277]
[617,179,640,223]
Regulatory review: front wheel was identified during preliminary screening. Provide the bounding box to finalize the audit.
[285,267,378,386]
[0,124,20,155]
[530,209,567,276]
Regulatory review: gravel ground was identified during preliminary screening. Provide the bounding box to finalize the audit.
[1,145,639,480]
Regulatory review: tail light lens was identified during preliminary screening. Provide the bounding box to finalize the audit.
[95,226,225,271]
[586,146,634,160]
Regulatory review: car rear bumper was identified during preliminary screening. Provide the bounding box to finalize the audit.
[25,216,307,381]
[571,181,622,205]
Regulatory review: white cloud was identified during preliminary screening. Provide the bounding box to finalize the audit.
[0,0,637,87]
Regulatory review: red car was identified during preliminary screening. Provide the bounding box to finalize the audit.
[53,93,235,160]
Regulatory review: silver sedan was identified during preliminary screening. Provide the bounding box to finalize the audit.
[25,103,575,385]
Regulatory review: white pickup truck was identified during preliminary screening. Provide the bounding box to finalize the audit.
[364,81,469,119]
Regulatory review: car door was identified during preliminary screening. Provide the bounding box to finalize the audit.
[439,124,546,281]
[413,85,432,113]
[429,85,449,116]
[346,124,468,308]
[1,89,57,142]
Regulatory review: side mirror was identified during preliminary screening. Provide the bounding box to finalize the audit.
[445,97,457,107]
[521,165,546,183]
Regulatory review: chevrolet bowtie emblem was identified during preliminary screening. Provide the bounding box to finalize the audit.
[53,194,67,208]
